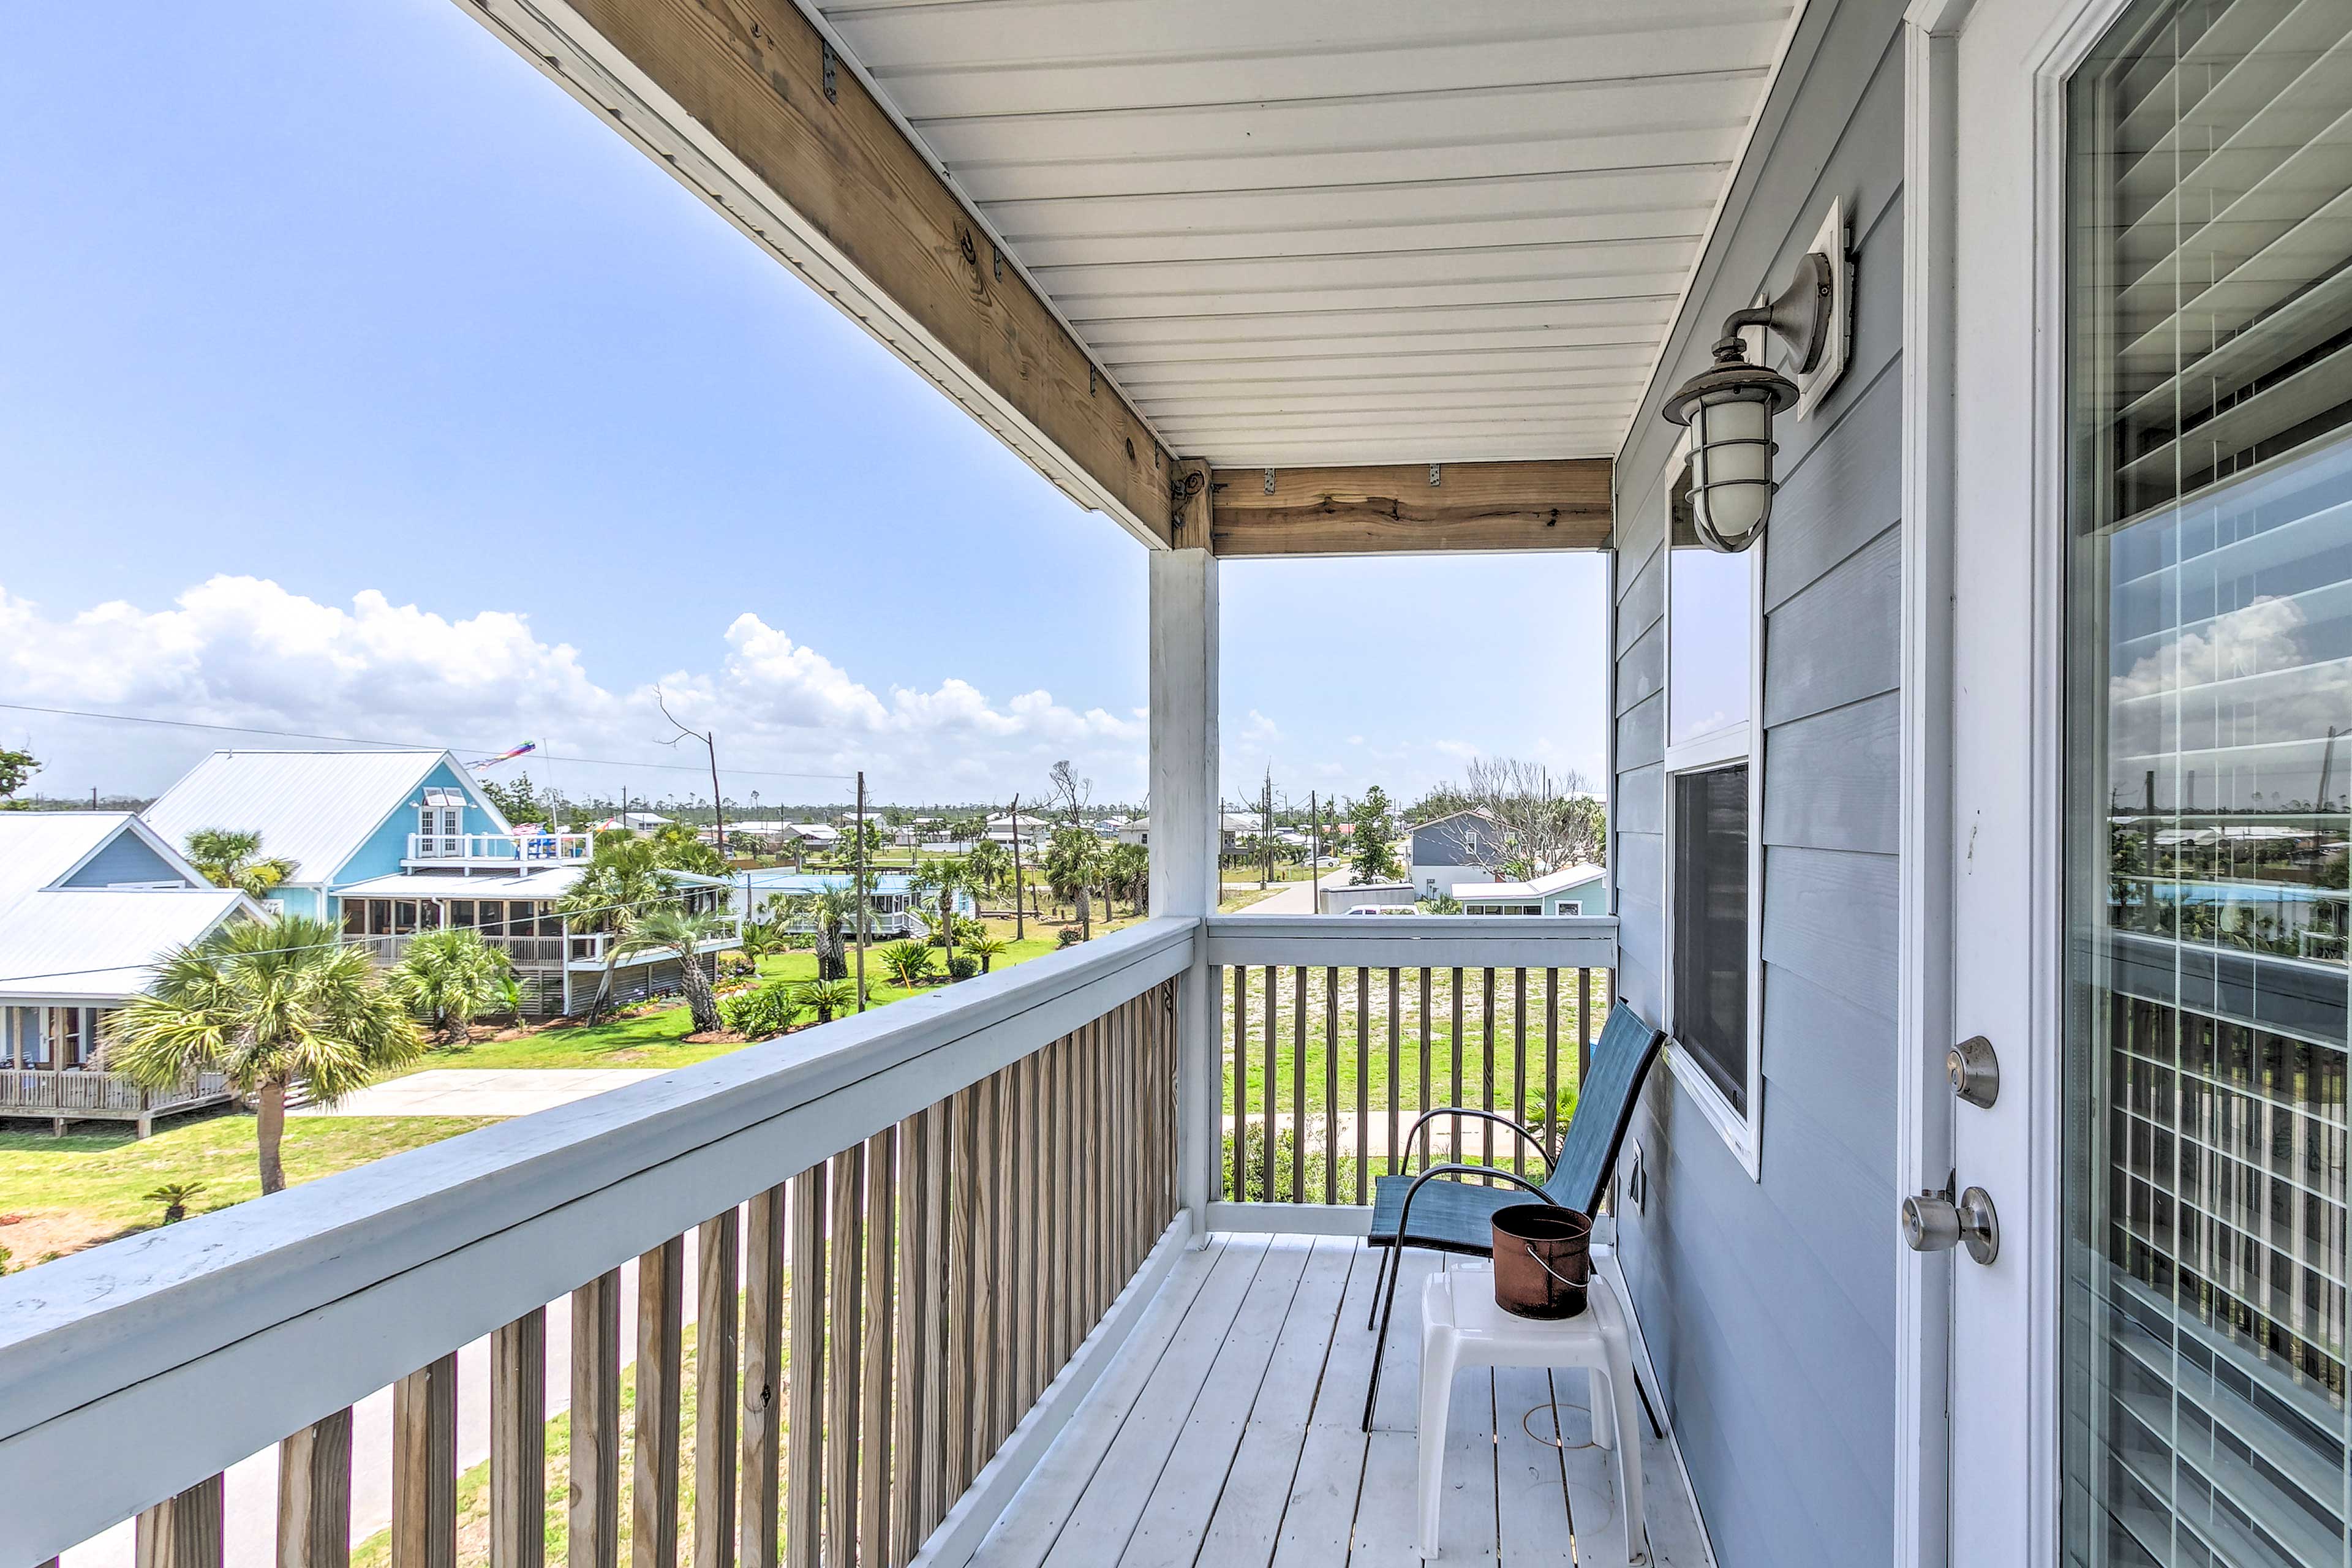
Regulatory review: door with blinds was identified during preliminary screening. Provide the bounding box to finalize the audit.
[2060,0,2352,1563]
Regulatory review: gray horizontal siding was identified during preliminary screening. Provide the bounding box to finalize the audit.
[1605,1,1909,1562]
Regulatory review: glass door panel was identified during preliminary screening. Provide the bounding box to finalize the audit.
[2064,1,2352,1562]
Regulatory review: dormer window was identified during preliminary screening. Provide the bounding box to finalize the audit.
[420,788,464,853]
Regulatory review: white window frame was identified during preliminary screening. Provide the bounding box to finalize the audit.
[1659,428,1768,1180]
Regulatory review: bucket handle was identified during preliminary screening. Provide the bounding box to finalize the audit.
[1523,1243,1588,1290]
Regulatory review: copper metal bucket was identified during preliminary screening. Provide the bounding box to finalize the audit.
[1491,1204,1591,1319]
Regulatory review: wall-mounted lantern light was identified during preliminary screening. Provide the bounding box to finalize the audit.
[1661,248,1836,552]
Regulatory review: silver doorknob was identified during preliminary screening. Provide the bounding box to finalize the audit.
[1902,1185,2000,1265]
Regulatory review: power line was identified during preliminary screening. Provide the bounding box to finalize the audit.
[0,701,858,783]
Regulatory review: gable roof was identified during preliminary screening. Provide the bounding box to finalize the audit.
[1409,809,1501,834]
[1458,863,1607,903]
[0,813,209,907]
[0,814,258,1003]
[144,750,509,884]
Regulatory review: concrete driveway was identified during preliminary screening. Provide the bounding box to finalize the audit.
[293,1068,662,1118]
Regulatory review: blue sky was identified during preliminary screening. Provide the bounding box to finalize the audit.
[0,2,1607,812]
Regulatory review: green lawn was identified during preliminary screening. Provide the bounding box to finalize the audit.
[415,922,1085,1072]
[0,1113,496,1267]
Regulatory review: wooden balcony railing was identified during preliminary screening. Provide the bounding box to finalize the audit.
[0,913,1615,1568]
[0,919,1193,1568]
[1201,915,1618,1213]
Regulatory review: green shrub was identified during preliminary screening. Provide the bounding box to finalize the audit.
[720,980,803,1039]
[946,955,978,981]
[716,951,757,981]
[1056,927,1085,949]
[878,940,936,987]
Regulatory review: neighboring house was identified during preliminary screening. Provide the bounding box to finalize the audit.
[1119,814,1256,855]
[783,823,842,854]
[984,813,1053,848]
[1317,880,1415,915]
[144,750,734,1016]
[0,813,260,1133]
[731,870,970,935]
[1455,862,1607,916]
[594,811,672,834]
[1408,809,1503,899]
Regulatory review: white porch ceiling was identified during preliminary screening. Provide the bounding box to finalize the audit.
[814,0,1798,468]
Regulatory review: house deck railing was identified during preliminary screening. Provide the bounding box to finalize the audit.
[402,831,597,866]
[0,914,1613,1568]
[0,1068,232,1120]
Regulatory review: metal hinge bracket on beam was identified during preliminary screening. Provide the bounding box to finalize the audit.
[1264,467,1277,495]
[821,40,838,103]
[1429,464,1442,486]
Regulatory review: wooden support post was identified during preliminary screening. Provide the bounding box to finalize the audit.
[634,1237,685,1568]
[741,1187,787,1568]
[1149,547,1219,1235]
[571,1271,623,1568]
[785,1168,827,1568]
[491,1311,546,1568]
[695,1209,741,1568]
[136,1474,224,1568]
[391,1354,458,1568]
[277,1408,352,1568]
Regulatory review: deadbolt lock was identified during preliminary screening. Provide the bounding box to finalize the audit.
[1947,1035,2000,1109]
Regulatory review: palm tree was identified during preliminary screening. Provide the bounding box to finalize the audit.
[649,821,726,876]
[798,978,857,1025]
[610,908,730,1034]
[916,854,970,975]
[106,916,421,1194]
[183,828,297,897]
[965,839,1011,910]
[386,927,513,1044]
[559,836,678,1022]
[782,883,867,981]
[144,1182,206,1224]
[1044,827,1105,940]
[1104,842,1150,916]
[968,933,1011,974]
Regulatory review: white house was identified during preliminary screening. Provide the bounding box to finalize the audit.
[1454,862,1608,916]
[0,813,260,1133]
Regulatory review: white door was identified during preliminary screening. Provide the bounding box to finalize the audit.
[1944,0,2352,1561]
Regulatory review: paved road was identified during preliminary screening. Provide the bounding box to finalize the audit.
[1239,877,1324,914]
[293,1068,662,1117]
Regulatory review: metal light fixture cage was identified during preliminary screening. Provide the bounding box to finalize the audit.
[1660,249,1833,552]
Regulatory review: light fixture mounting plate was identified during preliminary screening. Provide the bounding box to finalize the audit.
[1794,199,1851,420]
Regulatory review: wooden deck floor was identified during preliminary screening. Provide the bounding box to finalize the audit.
[970,1234,1712,1567]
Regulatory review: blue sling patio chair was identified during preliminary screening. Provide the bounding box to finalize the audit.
[1360,999,1667,1431]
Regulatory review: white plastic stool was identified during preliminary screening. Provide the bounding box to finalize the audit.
[1417,1262,1646,1563]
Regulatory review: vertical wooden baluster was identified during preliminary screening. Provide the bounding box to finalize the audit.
[277,1408,352,1568]
[392,1353,457,1568]
[1289,967,1306,1204]
[1023,1049,1044,1411]
[996,1063,1021,1441]
[1481,969,1498,1175]
[1544,970,1561,1161]
[1387,969,1402,1177]
[1229,967,1246,1200]
[1578,968,1596,1092]
[919,1099,952,1541]
[785,1167,827,1568]
[1257,968,1276,1205]
[824,1148,865,1566]
[1439,968,1458,1175]
[860,1127,897,1563]
[635,1237,685,1568]
[1323,967,1340,1204]
[1512,969,1529,1177]
[1417,970,1432,1173]
[742,1186,786,1568]
[137,1473,224,1568]
[491,1310,545,1568]
[1355,967,1371,1203]
[946,1087,977,1498]
[1120,1001,1139,1278]
[1079,1023,1098,1322]
[571,1270,623,1568]
[890,1114,930,1568]
[695,1208,741,1568]
[974,1073,1003,1462]
[1047,1036,1071,1377]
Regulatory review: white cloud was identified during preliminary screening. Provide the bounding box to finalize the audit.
[0,576,1145,802]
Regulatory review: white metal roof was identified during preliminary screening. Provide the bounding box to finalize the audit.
[143,750,505,884]
[0,814,196,908]
[0,889,255,1003]
[1458,862,1607,901]
[816,0,1798,466]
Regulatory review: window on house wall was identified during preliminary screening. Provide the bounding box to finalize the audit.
[1662,428,1764,1174]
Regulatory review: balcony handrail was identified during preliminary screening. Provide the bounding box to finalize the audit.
[1204,911,1619,970]
[402,830,597,862]
[0,916,1196,1564]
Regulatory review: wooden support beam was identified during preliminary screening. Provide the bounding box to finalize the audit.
[1208,459,1611,556]
[468,0,1177,545]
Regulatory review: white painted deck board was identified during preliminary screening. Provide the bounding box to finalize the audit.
[970,1236,1709,1567]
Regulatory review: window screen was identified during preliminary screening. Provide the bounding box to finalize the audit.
[1672,764,1749,1110]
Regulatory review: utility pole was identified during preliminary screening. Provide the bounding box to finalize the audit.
[1008,793,1027,941]
[855,770,869,1012]
[655,689,726,857]
[1261,767,1275,890]
[1309,790,1321,914]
